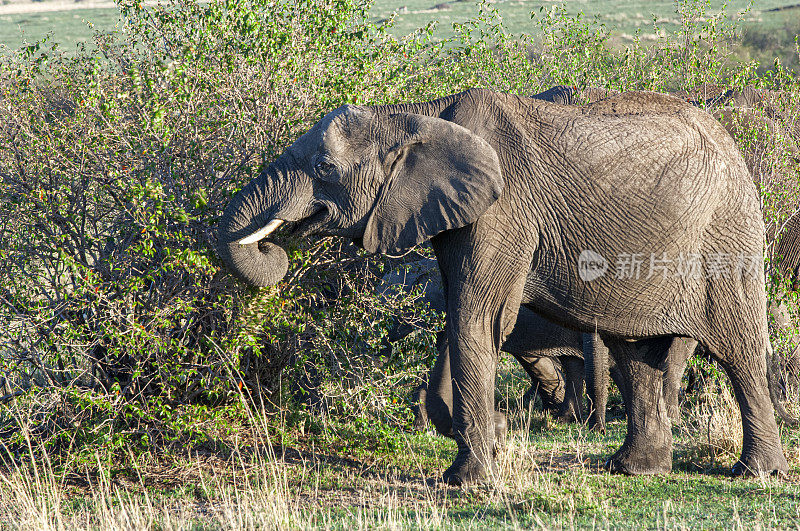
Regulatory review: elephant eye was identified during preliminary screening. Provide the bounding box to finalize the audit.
[314,159,336,178]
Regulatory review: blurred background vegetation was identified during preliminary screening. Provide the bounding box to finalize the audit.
[2,0,800,72]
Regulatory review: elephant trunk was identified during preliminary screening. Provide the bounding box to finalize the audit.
[217,161,309,287]
[218,236,289,288]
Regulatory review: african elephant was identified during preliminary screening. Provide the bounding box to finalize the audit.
[673,83,800,137]
[768,212,800,401]
[217,88,789,483]
[557,89,800,428]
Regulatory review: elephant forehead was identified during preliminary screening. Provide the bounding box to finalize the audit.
[323,105,375,149]
[289,105,374,159]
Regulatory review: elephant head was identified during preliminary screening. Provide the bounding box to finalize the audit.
[217,105,504,286]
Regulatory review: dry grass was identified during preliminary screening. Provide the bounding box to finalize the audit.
[2,385,797,530]
[680,380,744,468]
[0,451,794,529]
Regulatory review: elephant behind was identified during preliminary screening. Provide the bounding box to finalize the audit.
[377,257,691,433]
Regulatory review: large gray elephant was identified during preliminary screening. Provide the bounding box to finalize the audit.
[217,89,789,483]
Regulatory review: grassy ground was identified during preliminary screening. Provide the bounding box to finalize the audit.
[371,0,799,41]
[0,7,122,51]
[3,416,798,528]
[2,356,798,529]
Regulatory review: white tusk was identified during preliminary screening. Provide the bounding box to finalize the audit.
[237,219,284,245]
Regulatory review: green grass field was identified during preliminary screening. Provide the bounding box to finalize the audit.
[371,0,800,41]
[0,7,122,52]
[2,1,800,53]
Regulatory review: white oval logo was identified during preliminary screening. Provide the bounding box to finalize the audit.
[578,250,608,282]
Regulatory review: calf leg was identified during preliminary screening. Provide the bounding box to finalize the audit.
[556,356,585,423]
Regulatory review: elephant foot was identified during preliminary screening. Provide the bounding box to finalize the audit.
[732,447,789,477]
[442,450,496,486]
[587,416,606,433]
[604,442,672,475]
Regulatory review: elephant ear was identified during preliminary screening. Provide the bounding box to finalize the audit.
[362,113,503,254]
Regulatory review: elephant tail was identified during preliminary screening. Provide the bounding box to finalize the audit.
[584,332,609,432]
[767,343,799,427]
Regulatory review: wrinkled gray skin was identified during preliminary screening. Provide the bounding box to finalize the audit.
[535,87,700,431]
[525,87,698,431]
[218,89,789,483]
[551,86,800,428]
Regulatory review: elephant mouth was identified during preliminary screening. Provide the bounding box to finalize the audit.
[289,204,330,239]
[236,204,330,246]
[237,219,285,245]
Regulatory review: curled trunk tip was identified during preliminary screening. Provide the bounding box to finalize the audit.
[218,240,289,287]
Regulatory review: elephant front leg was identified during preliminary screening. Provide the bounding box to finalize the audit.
[431,226,529,485]
[425,330,508,442]
[442,315,502,486]
[604,336,674,475]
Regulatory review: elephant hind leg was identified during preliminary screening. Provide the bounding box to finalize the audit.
[604,336,674,476]
[701,330,789,476]
[411,383,429,431]
[787,345,800,391]
[663,338,697,423]
[425,331,454,438]
[515,354,565,414]
[555,356,585,423]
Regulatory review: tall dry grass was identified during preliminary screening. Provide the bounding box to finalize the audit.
[1,385,796,530]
